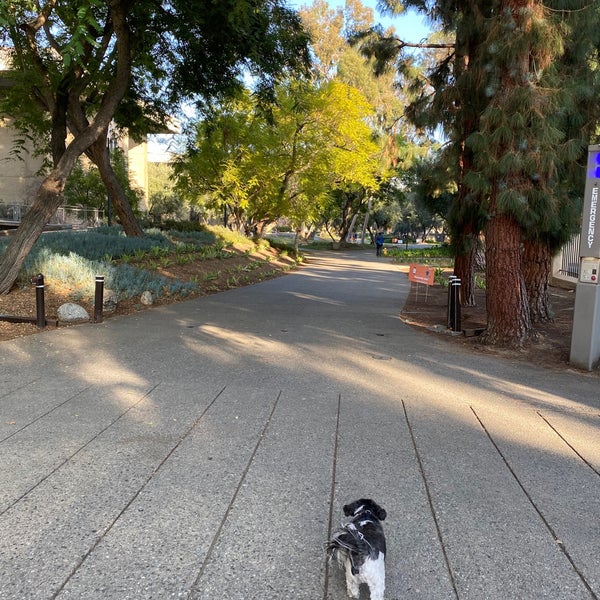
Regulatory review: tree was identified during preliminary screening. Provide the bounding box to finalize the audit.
[175,80,383,237]
[358,0,600,345]
[355,0,488,305]
[466,0,594,344]
[299,0,426,242]
[147,162,188,224]
[520,3,600,323]
[0,0,310,294]
[0,0,134,293]
[1,1,144,237]
[64,150,144,216]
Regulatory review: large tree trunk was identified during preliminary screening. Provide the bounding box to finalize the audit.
[0,165,74,294]
[482,210,532,346]
[87,137,143,237]
[522,237,553,323]
[450,2,489,308]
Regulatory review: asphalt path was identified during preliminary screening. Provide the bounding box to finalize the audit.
[0,250,598,600]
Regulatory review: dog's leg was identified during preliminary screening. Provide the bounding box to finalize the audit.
[344,560,360,599]
[365,555,385,600]
[368,579,385,600]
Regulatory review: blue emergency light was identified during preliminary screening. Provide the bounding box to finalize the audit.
[591,151,600,178]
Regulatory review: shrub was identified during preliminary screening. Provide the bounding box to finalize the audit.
[24,228,173,262]
[0,223,269,302]
[16,247,198,301]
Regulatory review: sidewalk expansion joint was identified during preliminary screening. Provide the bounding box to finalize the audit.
[186,390,282,600]
[470,406,598,600]
[403,399,460,599]
[49,383,224,600]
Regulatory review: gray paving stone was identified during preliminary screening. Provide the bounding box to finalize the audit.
[0,250,598,600]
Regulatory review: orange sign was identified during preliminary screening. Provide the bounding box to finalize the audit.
[408,264,435,286]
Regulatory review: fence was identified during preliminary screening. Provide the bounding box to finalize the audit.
[551,233,581,286]
[0,203,102,229]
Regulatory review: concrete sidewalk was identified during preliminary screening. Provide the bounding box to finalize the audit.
[0,250,598,600]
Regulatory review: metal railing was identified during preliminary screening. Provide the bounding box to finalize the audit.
[0,203,102,228]
[559,234,580,279]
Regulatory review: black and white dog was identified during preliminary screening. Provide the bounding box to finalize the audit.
[327,498,387,600]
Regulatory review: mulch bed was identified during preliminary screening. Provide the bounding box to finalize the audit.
[399,269,583,372]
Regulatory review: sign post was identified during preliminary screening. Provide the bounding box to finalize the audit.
[570,145,600,370]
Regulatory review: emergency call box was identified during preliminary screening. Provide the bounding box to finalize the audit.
[579,257,600,283]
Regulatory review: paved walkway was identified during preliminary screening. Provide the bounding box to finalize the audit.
[0,250,599,600]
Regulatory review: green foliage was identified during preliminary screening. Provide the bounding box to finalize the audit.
[174,79,384,235]
[465,1,597,250]
[160,220,207,233]
[0,0,313,294]
[63,161,106,207]
[0,224,266,301]
[147,162,188,223]
[63,150,144,214]
[266,237,301,259]
[20,229,173,262]
[386,245,454,265]
[204,225,254,247]
[434,267,448,287]
[16,248,197,301]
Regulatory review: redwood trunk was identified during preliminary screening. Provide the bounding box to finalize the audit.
[482,211,532,345]
[522,238,552,322]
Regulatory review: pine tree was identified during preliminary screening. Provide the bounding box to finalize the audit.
[467,0,599,344]
[360,0,600,344]
[521,1,600,322]
[356,0,492,306]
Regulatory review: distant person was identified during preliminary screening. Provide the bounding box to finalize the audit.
[375,231,385,256]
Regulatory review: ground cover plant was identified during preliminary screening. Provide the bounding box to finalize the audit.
[385,245,454,263]
[0,224,299,340]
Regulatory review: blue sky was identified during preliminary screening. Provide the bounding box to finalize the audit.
[359,0,431,42]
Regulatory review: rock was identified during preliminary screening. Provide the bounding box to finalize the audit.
[57,303,90,323]
[140,290,154,305]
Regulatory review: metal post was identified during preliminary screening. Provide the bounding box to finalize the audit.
[570,145,600,369]
[94,276,104,323]
[34,273,46,329]
[450,278,462,332]
[447,275,457,329]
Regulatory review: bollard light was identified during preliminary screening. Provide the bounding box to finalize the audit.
[94,276,105,323]
[34,273,46,329]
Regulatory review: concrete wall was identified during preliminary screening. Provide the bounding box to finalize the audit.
[0,117,45,205]
[0,118,149,210]
[124,134,149,212]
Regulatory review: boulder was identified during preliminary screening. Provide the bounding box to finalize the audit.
[140,291,154,305]
[57,303,90,323]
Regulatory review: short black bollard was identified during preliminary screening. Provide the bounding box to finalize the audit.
[447,275,457,329]
[449,278,462,332]
[93,275,104,323]
[33,273,46,329]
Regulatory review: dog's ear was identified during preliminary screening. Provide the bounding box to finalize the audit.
[342,502,355,516]
[373,505,387,521]
[365,499,386,521]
